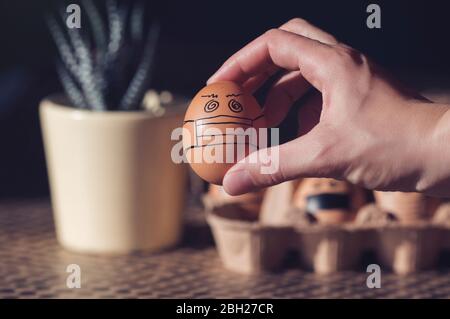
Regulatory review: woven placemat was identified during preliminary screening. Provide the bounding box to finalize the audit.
[0,200,449,299]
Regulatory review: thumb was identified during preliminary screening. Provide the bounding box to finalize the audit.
[223,127,331,195]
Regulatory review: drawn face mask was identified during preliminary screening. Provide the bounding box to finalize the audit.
[183,82,265,152]
[306,193,351,214]
[182,81,267,184]
[187,114,264,150]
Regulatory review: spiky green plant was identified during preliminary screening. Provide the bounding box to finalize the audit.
[47,0,160,111]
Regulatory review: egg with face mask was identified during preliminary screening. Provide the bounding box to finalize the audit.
[182,81,266,185]
[293,178,366,225]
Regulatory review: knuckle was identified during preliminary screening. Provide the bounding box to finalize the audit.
[336,46,366,67]
[285,17,309,28]
[325,46,368,79]
[266,166,286,186]
[282,18,338,45]
[246,167,270,188]
[323,34,338,44]
[276,160,290,183]
[264,28,281,40]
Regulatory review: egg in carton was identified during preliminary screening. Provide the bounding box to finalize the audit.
[205,180,450,275]
[204,182,294,274]
[288,178,369,274]
[205,178,370,275]
[204,184,264,221]
[291,178,366,224]
[373,191,441,222]
[359,191,449,275]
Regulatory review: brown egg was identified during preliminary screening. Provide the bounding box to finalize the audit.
[293,178,366,225]
[183,81,266,185]
[207,184,264,220]
[373,191,440,222]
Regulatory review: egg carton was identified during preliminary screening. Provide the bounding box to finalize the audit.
[204,182,450,275]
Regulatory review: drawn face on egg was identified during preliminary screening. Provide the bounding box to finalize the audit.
[373,191,440,222]
[183,81,266,185]
[293,178,365,224]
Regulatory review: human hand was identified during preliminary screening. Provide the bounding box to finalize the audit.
[208,18,450,197]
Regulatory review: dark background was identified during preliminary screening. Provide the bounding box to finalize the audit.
[1,0,450,197]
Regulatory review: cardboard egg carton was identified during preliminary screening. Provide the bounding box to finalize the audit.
[204,181,450,275]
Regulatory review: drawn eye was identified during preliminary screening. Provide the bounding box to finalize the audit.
[329,181,337,187]
[204,99,219,113]
[228,99,243,113]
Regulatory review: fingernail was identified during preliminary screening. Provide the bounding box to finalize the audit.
[223,169,255,195]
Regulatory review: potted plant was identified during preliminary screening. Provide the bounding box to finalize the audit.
[40,0,187,254]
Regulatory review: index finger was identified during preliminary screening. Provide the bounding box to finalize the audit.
[207,29,335,92]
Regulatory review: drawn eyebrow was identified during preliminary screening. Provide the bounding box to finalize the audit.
[225,93,243,97]
[201,94,218,98]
